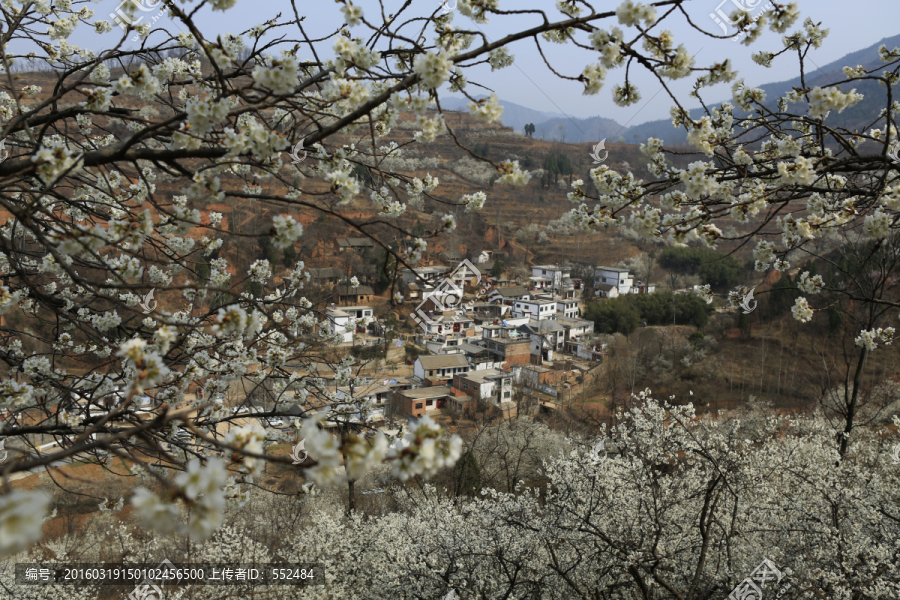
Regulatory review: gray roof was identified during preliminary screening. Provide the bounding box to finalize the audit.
[417,354,471,369]
[556,316,592,327]
[458,342,490,354]
[339,285,375,296]
[494,285,530,298]
[308,267,344,279]
[596,266,630,273]
[338,237,375,248]
[399,385,453,400]
[519,321,565,335]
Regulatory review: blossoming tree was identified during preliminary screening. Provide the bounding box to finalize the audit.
[0,0,896,563]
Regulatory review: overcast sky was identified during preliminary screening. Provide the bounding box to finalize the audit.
[77,0,900,126]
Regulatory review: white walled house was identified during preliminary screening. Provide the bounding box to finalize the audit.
[556,316,595,341]
[630,282,657,294]
[452,369,514,404]
[326,308,354,344]
[555,298,580,319]
[531,265,571,289]
[594,267,634,294]
[518,320,566,361]
[511,298,558,321]
[334,382,391,421]
[341,305,375,326]
[414,354,473,382]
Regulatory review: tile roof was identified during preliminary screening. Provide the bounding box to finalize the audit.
[417,354,471,369]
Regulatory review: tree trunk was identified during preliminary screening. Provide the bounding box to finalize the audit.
[839,347,868,457]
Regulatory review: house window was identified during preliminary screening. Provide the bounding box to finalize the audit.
[426,399,433,407]
[415,403,423,410]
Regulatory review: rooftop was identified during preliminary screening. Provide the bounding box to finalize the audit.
[417,354,471,369]
[398,385,453,400]
[493,285,530,297]
[336,382,390,397]
[337,237,375,248]
[457,369,512,383]
[596,266,631,273]
[307,267,344,278]
[338,284,375,295]
[519,321,566,334]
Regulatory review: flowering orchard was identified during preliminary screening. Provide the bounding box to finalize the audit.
[0,0,896,570]
[3,399,899,599]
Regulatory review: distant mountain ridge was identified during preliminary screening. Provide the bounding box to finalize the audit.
[442,33,900,146]
[436,96,564,134]
[620,33,900,145]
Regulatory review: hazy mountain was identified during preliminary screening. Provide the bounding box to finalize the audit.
[529,116,625,144]
[619,33,900,146]
[437,95,565,133]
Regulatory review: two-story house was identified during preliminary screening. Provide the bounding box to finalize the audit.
[555,298,580,319]
[530,265,572,290]
[511,298,558,321]
[518,320,566,362]
[594,266,634,295]
[452,369,513,404]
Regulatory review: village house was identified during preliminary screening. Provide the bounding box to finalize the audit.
[413,354,473,384]
[475,328,532,366]
[307,267,344,285]
[334,382,391,421]
[338,284,374,305]
[594,266,634,295]
[511,298,558,321]
[451,369,514,404]
[529,264,572,291]
[458,342,505,371]
[392,385,456,419]
[518,320,566,363]
[555,297,580,319]
[489,285,533,306]
[341,305,375,326]
[326,308,354,344]
[335,237,375,252]
[400,265,452,286]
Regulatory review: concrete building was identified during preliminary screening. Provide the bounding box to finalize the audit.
[452,369,514,404]
[334,382,391,421]
[335,237,375,252]
[489,286,533,306]
[511,298,558,321]
[413,354,473,383]
[593,267,634,295]
[393,385,456,419]
[555,298,580,319]
[341,305,375,326]
[326,308,354,344]
[518,320,566,362]
[476,329,532,366]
